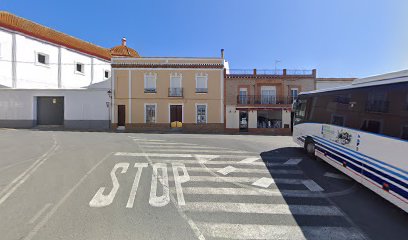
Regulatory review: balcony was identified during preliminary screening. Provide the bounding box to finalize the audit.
[144,88,157,93]
[168,88,183,97]
[237,95,295,105]
[196,88,208,93]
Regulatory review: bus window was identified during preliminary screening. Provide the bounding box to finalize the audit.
[294,98,308,125]
[361,120,381,134]
[331,115,345,126]
[402,126,408,140]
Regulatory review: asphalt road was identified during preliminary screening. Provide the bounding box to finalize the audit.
[0,129,406,240]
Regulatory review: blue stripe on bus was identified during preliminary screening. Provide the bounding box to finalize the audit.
[314,144,408,200]
[314,141,408,190]
[313,135,408,179]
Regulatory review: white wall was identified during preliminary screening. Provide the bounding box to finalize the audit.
[282,109,291,128]
[0,27,111,89]
[0,29,13,87]
[316,81,353,90]
[248,110,257,128]
[0,89,110,121]
[226,105,239,128]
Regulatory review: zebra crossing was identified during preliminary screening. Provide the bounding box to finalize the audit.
[114,136,367,239]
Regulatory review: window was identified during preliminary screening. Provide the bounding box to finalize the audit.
[75,63,84,74]
[291,88,299,103]
[196,74,208,93]
[402,126,408,140]
[331,115,345,126]
[144,73,157,93]
[239,88,248,104]
[36,53,49,65]
[196,104,207,124]
[104,70,110,79]
[361,120,381,134]
[261,86,276,104]
[145,104,156,123]
[257,110,282,128]
[169,73,182,96]
[366,91,388,113]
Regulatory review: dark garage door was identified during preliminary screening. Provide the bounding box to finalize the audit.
[37,97,64,125]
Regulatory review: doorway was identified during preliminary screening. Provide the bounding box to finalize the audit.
[170,105,183,123]
[37,97,64,125]
[118,105,126,127]
[239,111,248,132]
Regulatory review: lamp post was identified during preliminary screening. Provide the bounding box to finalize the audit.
[107,90,112,130]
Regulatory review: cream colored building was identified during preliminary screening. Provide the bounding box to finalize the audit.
[111,40,225,132]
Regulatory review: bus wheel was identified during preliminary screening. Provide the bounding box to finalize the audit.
[305,141,315,157]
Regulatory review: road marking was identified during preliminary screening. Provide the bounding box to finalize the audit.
[196,222,365,240]
[115,152,255,159]
[28,203,52,224]
[217,166,237,175]
[0,136,58,206]
[133,139,166,142]
[238,157,260,164]
[324,172,351,180]
[172,163,190,206]
[251,177,274,188]
[302,180,324,192]
[138,142,198,146]
[182,202,343,216]
[135,159,270,166]
[168,176,304,184]
[149,163,170,207]
[284,158,303,165]
[89,163,129,207]
[24,152,113,240]
[141,145,230,150]
[126,163,148,208]
[187,167,302,175]
[136,149,251,154]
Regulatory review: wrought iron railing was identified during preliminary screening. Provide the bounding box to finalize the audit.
[196,88,208,93]
[237,95,296,105]
[144,88,157,93]
[168,88,183,97]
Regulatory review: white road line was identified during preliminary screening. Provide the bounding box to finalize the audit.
[141,145,230,150]
[28,203,52,224]
[217,166,237,175]
[324,172,351,180]
[168,176,304,184]
[115,152,256,159]
[302,180,324,192]
[136,149,252,154]
[196,222,365,240]
[284,158,303,165]
[133,139,166,142]
[182,202,343,216]
[186,167,302,174]
[180,187,283,196]
[126,163,148,208]
[252,177,274,188]
[137,159,269,166]
[0,137,58,206]
[138,142,198,146]
[24,152,113,240]
[238,157,260,164]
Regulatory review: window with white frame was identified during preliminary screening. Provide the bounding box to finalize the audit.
[196,74,208,93]
[261,86,277,104]
[75,62,85,74]
[104,70,110,79]
[291,88,299,102]
[36,52,49,65]
[196,104,207,124]
[145,104,156,123]
[144,73,157,93]
[169,73,182,96]
[239,88,248,104]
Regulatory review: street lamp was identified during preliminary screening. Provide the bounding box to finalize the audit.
[107,90,112,130]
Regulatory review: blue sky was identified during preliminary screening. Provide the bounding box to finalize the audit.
[1,0,407,78]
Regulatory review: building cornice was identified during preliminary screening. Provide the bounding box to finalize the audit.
[112,63,224,69]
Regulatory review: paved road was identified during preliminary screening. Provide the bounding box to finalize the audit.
[0,129,406,240]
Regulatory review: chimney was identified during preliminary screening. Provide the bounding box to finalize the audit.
[121,37,127,46]
[221,49,224,59]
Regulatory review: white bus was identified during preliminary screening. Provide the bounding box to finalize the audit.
[293,70,408,212]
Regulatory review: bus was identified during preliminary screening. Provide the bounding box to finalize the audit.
[292,70,408,212]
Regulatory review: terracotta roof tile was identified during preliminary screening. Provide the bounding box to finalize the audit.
[0,11,111,60]
[110,45,140,58]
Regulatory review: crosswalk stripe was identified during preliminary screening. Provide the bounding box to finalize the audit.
[251,177,274,188]
[137,142,198,146]
[217,166,237,175]
[180,187,314,197]
[141,145,230,150]
[115,152,258,159]
[168,176,304,184]
[181,202,344,216]
[196,222,365,240]
[186,167,302,174]
[284,158,303,165]
[133,139,166,142]
[138,149,252,154]
[302,180,324,192]
[141,159,278,166]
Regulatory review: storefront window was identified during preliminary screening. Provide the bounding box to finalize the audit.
[257,110,282,128]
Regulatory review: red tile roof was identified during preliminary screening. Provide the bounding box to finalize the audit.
[110,45,140,58]
[0,11,111,60]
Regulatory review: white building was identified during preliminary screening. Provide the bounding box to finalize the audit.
[0,11,120,129]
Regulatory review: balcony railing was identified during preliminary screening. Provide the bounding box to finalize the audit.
[196,88,208,93]
[168,88,183,97]
[144,88,157,93]
[237,95,296,105]
[227,68,315,77]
